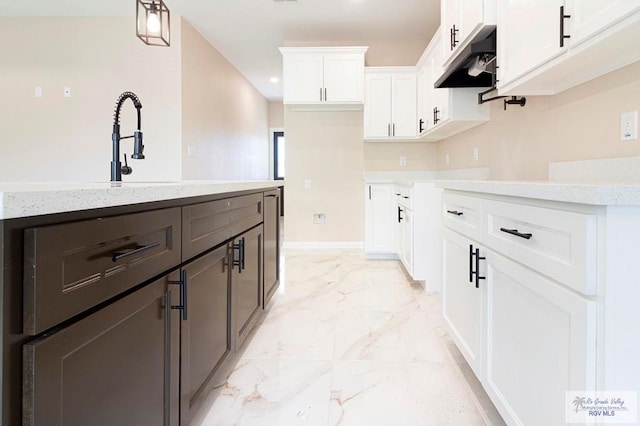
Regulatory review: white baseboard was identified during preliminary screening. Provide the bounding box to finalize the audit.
[364,252,399,260]
[283,241,364,249]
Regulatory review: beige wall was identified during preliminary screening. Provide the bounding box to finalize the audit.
[269,102,284,128]
[0,17,183,182]
[364,142,437,171]
[284,110,365,243]
[438,61,640,180]
[181,20,269,180]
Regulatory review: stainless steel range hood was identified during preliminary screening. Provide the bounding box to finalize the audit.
[435,27,497,88]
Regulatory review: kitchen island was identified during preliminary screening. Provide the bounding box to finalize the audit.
[0,181,281,426]
[436,179,640,425]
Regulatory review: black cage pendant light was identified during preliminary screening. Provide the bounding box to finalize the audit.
[136,0,170,47]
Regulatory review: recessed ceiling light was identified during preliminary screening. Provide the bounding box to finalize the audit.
[270,77,279,83]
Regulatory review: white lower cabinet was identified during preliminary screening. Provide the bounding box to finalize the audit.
[364,184,395,253]
[399,206,414,272]
[442,228,483,378]
[441,191,604,426]
[484,248,596,426]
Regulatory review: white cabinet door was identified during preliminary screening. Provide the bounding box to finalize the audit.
[364,184,395,254]
[282,53,324,104]
[364,74,392,138]
[441,0,462,63]
[570,0,640,45]
[497,0,565,87]
[484,249,596,426]
[324,54,364,103]
[460,0,485,43]
[391,74,417,138]
[442,228,483,377]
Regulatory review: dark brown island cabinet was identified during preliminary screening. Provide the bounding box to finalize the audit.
[0,186,281,426]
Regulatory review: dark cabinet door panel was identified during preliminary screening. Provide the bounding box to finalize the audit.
[232,225,263,351]
[263,190,280,308]
[180,245,232,426]
[23,276,180,426]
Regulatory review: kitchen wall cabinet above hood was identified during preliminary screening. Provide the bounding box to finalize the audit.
[435,27,496,89]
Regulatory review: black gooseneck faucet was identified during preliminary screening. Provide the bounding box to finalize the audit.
[111,91,145,182]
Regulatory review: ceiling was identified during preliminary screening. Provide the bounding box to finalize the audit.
[0,0,441,101]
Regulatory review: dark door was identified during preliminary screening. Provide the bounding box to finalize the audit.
[263,190,280,308]
[180,245,232,425]
[231,225,263,351]
[22,276,180,426]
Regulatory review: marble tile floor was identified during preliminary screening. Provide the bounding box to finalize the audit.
[192,249,505,426]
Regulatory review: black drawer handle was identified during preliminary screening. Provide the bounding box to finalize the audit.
[447,210,463,216]
[170,270,188,321]
[265,194,277,198]
[111,242,160,262]
[402,196,409,199]
[500,228,533,240]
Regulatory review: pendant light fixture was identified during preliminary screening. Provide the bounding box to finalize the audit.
[136,0,170,47]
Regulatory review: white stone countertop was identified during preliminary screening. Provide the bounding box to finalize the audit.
[437,180,640,206]
[0,180,281,220]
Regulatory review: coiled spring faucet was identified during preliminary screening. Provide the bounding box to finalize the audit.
[111,91,144,182]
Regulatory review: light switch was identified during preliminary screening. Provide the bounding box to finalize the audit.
[187,145,197,156]
[400,156,407,167]
[34,86,42,98]
[304,179,311,189]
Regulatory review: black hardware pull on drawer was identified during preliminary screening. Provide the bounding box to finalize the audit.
[447,210,463,216]
[111,242,161,262]
[500,227,533,240]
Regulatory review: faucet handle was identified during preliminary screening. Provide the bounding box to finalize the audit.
[121,154,133,175]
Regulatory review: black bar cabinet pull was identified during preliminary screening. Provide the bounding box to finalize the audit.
[560,6,571,47]
[474,248,486,289]
[324,88,327,101]
[419,118,424,133]
[320,87,323,101]
[232,240,242,271]
[500,227,533,240]
[388,123,391,137]
[169,270,188,321]
[240,237,246,272]
[111,241,160,262]
[368,185,372,200]
[451,25,459,50]
[469,244,475,283]
[392,123,395,137]
[398,206,403,223]
[447,210,463,216]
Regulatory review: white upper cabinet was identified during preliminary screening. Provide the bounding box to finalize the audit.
[280,47,367,108]
[441,0,496,67]
[364,68,417,140]
[497,1,640,95]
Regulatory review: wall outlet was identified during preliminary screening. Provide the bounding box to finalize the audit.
[446,154,450,166]
[313,213,326,224]
[186,145,197,156]
[621,111,638,141]
[473,147,479,161]
[399,156,407,167]
[304,179,311,189]
[34,86,42,98]
[63,87,71,98]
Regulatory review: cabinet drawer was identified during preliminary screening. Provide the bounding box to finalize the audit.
[484,199,597,295]
[442,192,483,241]
[23,208,181,335]
[182,193,263,260]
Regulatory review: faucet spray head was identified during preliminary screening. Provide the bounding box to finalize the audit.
[132,130,145,159]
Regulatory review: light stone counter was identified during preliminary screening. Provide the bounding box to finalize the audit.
[0,180,280,219]
[437,180,640,206]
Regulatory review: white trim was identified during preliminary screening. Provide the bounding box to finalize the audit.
[364,252,399,260]
[283,241,364,249]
